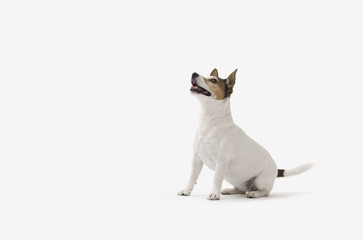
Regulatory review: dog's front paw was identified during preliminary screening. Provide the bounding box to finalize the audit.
[207,192,220,200]
[178,189,191,196]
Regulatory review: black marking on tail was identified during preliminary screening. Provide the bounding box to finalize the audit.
[277,169,285,177]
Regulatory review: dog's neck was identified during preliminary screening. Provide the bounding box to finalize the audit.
[199,98,233,132]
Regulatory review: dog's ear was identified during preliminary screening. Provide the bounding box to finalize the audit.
[210,68,218,77]
[227,69,237,88]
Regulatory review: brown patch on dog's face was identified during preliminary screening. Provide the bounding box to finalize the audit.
[204,76,227,100]
[203,68,238,100]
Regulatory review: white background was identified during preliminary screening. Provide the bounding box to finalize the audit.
[1,0,363,239]
[0,1,80,240]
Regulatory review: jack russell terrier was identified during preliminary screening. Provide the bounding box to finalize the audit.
[178,69,313,200]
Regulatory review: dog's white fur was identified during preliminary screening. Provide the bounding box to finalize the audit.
[178,72,313,200]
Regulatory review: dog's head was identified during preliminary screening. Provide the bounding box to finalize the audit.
[190,69,237,101]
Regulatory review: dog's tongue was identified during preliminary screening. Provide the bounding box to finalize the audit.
[191,84,211,96]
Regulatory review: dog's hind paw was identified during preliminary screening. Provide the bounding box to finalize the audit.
[221,187,245,195]
[246,190,268,198]
[178,189,191,196]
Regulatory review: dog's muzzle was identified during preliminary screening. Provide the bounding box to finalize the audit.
[190,73,211,97]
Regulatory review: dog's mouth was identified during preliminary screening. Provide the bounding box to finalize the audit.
[190,80,211,97]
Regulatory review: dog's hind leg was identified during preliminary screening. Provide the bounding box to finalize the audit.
[245,171,276,198]
[221,187,246,195]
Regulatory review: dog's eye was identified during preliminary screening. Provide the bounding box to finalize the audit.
[210,78,217,83]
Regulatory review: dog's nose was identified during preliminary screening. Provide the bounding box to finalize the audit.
[192,72,199,79]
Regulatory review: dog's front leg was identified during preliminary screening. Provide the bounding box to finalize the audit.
[208,163,228,200]
[178,155,203,196]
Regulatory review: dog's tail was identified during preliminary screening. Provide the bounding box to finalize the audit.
[277,163,314,178]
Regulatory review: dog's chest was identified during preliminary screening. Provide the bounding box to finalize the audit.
[195,137,220,170]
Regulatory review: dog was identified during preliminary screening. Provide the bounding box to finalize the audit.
[178,69,313,200]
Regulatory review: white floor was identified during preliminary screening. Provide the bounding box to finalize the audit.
[157,171,360,240]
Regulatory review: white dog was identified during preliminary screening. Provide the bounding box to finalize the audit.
[178,69,313,200]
